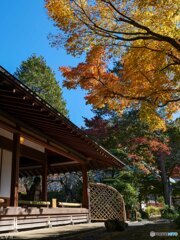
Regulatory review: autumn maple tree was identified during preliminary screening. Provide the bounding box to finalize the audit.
[83,109,170,174]
[83,108,179,205]
[45,0,180,130]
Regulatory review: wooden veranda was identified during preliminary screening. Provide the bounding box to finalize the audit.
[0,66,125,232]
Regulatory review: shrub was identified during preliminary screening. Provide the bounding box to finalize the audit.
[145,206,161,217]
[161,206,179,219]
[157,196,165,208]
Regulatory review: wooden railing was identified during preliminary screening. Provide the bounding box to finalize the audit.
[18,200,50,207]
[58,202,82,208]
[0,207,89,232]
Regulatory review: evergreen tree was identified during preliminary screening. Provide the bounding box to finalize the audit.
[15,54,68,116]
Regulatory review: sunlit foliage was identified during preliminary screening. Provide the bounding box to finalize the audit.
[46,0,180,130]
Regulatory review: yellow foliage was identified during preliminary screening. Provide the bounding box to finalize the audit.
[46,0,180,130]
[139,103,167,131]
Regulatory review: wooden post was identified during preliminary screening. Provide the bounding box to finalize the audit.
[52,198,57,208]
[10,133,20,207]
[42,152,47,201]
[82,165,89,209]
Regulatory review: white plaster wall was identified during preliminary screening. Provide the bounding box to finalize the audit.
[0,149,12,198]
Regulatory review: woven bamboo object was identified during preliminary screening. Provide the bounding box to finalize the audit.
[89,183,126,221]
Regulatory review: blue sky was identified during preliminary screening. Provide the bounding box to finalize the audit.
[0,0,94,127]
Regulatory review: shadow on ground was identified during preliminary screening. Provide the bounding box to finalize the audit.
[2,221,180,240]
[55,223,179,240]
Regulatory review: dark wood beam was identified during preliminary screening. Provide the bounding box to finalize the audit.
[0,109,124,169]
[0,112,87,164]
[20,145,46,163]
[0,128,111,170]
[0,135,46,162]
[10,132,20,207]
[50,161,80,167]
[42,152,48,201]
[82,165,89,209]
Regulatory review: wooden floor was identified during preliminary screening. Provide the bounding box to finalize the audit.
[0,207,89,232]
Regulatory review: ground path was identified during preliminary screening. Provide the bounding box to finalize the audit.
[1,220,179,240]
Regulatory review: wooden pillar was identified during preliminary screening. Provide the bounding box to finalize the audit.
[82,165,89,209]
[10,133,20,207]
[42,153,47,201]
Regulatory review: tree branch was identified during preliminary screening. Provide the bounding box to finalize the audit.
[160,63,179,71]
[158,98,180,107]
[102,0,180,50]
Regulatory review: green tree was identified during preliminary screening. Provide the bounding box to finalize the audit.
[15,54,68,116]
[84,108,177,206]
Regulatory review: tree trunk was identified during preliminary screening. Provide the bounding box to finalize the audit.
[158,153,170,206]
[154,194,157,206]
[138,193,142,210]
